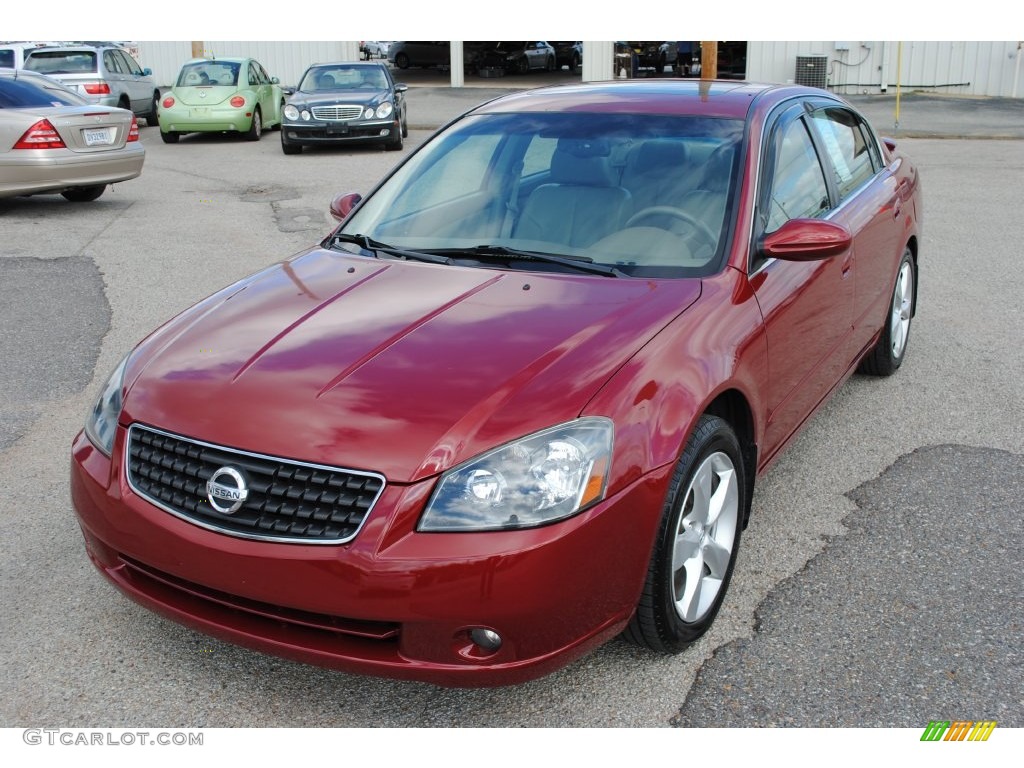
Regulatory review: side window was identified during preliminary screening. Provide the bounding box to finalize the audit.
[764,118,830,234]
[521,136,558,177]
[257,63,271,83]
[103,50,124,74]
[809,107,877,200]
[0,50,14,69]
[386,133,504,217]
[248,63,261,86]
[117,50,143,76]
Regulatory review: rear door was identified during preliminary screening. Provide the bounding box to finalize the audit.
[805,103,905,352]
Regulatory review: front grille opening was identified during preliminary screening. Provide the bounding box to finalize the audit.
[126,424,385,544]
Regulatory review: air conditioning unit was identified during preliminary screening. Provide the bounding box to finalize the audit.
[795,55,828,88]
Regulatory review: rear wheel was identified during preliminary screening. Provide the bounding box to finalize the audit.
[160,131,179,144]
[395,53,410,69]
[625,415,745,653]
[245,107,262,141]
[62,185,106,202]
[858,248,915,376]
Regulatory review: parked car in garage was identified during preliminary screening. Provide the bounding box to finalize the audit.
[550,41,582,71]
[280,61,407,153]
[477,41,557,74]
[0,68,144,201]
[71,80,921,687]
[23,43,160,125]
[388,41,485,72]
[157,57,284,143]
[360,41,393,59]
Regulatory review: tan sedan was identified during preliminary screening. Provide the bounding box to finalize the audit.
[0,69,145,201]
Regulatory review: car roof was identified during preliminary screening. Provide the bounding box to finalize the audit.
[471,80,816,120]
[307,61,387,68]
[183,57,249,64]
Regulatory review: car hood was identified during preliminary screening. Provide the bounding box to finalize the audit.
[121,248,701,483]
[288,89,391,108]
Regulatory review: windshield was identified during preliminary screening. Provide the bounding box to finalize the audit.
[300,65,389,91]
[176,61,239,87]
[341,111,743,278]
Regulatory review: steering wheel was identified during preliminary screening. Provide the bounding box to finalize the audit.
[624,206,719,253]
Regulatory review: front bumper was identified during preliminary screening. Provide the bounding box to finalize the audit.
[281,119,398,146]
[70,427,670,686]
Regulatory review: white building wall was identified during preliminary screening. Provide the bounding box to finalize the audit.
[136,41,361,88]
[747,41,1023,98]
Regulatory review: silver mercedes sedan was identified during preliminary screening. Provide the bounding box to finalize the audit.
[0,69,145,201]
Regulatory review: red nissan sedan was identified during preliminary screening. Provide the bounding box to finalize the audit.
[71,80,921,686]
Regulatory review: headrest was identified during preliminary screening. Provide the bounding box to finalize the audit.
[628,139,689,175]
[550,138,615,186]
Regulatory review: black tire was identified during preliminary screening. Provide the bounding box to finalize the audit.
[625,414,746,653]
[272,99,285,130]
[281,132,301,155]
[858,247,915,376]
[516,57,529,75]
[401,110,408,139]
[395,53,410,69]
[546,55,556,72]
[146,92,160,126]
[61,185,106,202]
[245,107,262,141]
[385,124,403,151]
[160,130,179,144]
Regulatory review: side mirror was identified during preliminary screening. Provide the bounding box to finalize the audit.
[759,218,852,261]
[142,67,152,76]
[272,76,280,85]
[394,83,408,93]
[329,192,362,222]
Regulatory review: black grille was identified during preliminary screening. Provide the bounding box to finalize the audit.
[126,424,385,544]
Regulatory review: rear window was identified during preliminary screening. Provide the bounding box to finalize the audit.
[0,49,15,69]
[0,76,85,108]
[24,50,98,75]
[176,61,240,87]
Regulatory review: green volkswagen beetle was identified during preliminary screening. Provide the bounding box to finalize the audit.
[158,57,285,143]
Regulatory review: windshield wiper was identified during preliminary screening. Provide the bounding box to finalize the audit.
[437,244,624,277]
[326,233,453,265]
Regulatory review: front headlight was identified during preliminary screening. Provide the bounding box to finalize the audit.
[283,104,299,121]
[375,101,393,119]
[84,355,129,456]
[419,417,613,532]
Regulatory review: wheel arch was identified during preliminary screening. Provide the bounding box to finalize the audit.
[702,388,757,528]
[905,235,920,318]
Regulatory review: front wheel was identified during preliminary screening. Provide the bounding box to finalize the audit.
[625,414,746,653]
[146,92,160,126]
[858,248,915,376]
[281,132,301,155]
[245,107,262,141]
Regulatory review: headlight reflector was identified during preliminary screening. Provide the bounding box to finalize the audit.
[375,101,393,119]
[283,104,299,121]
[84,355,129,456]
[419,417,613,531]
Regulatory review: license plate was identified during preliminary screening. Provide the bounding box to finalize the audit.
[83,127,114,146]
[327,126,350,136]
[190,108,209,117]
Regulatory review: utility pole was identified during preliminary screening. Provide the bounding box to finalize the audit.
[191,41,204,58]
[701,41,718,79]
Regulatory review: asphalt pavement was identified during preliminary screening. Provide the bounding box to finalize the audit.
[0,79,1022,737]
